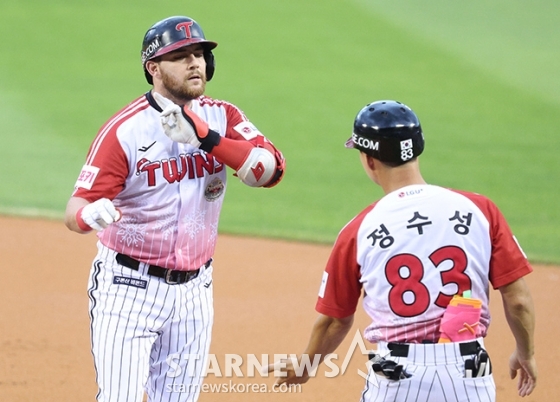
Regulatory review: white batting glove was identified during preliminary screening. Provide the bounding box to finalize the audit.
[153,92,202,148]
[79,198,121,231]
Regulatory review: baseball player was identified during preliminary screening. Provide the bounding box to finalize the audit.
[267,101,536,401]
[64,15,285,402]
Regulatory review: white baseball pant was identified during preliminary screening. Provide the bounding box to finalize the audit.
[87,242,214,402]
[361,339,495,402]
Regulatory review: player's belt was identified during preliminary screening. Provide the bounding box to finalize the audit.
[386,340,480,357]
[115,253,211,285]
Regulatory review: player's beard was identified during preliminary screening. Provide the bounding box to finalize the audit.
[161,70,206,102]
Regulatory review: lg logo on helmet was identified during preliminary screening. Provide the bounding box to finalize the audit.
[176,21,194,38]
[352,134,379,150]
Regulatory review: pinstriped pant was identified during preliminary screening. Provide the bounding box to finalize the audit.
[361,340,496,402]
[87,243,214,402]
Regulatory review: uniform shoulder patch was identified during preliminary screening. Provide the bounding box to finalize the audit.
[233,121,261,140]
[75,164,100,190]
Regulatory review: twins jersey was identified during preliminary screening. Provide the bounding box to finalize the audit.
[316,184,532,343]
[73,92,274,270]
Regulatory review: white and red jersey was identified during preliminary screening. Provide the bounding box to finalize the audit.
[72,92,282,271]
[316,184,532,343]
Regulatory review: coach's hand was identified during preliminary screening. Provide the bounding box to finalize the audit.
[266,355,312,387]
[77,198,121,231]
[154,92,220,153]
[509,349,537,397]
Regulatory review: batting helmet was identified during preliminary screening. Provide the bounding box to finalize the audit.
[345,100,424,165]
[141,16,218,84]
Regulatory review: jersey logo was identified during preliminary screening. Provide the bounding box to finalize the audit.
[398,188,423,198]
[136,153,224,186]
[138,141,156,152]
[204,178,224,202]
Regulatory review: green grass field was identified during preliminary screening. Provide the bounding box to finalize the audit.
[1,0,559,263]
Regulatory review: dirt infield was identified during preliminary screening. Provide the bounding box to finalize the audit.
[0,215,557,401]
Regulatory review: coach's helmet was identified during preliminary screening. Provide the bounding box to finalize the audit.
[141,16,218,84]
[345,100,424,165]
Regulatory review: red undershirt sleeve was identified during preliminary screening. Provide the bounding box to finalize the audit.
[208,137,253,171]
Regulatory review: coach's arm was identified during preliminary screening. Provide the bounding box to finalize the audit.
[499,277,537,397]
[267,313,354,386]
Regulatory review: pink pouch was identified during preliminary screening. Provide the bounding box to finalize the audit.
[438,304,482,342]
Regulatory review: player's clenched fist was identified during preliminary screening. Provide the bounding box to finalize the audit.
[155,92,201,147]
[154,92,220,153]
[77,198,121,231]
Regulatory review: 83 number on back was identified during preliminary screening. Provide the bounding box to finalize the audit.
[385,246,472,317]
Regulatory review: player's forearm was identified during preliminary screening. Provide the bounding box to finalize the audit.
[64,196,90,234]
[303,314,354,367]
[500,279,535,359]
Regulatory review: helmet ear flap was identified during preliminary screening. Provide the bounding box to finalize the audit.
[205,51,216,81]
[144,70,154,85]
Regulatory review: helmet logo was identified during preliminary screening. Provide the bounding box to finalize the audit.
[352,133,379,151]
[176,21,194,39]
[142,37,162,64]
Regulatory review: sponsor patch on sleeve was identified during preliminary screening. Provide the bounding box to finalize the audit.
[318,271,329,298]
[233,121,262,140]
[74,164,100,190]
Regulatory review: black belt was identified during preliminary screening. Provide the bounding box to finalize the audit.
[387,340,480,357]
[115,253,210,285]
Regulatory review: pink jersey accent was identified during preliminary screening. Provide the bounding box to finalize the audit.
[72,94,279,270]
[315,184,532,343]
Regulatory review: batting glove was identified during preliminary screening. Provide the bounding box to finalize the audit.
[154,92,221,153]
[77,198,121,231]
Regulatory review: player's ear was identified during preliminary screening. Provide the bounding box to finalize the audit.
[365,154,377,171]
[145,60,160,82]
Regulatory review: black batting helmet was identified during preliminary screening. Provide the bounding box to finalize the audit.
[141,16,218,84]
[345,100,424,165]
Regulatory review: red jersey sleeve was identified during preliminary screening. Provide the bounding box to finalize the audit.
[456,190,533,289]
[72,112,130,202]
[315,215,365,318]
